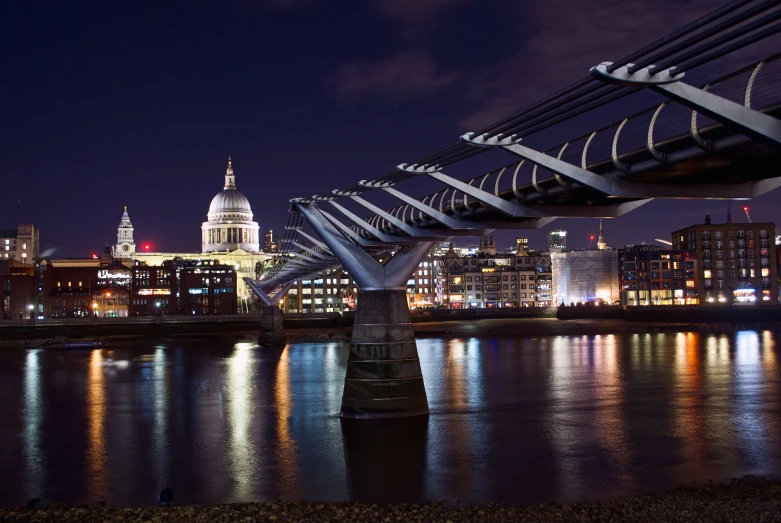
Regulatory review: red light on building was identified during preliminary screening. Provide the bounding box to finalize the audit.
[91,253,98,259]
[143,244,151,251]
[590,235,595,240]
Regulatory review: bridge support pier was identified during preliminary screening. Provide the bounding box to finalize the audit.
[297,203,436,419]
[343,288,428,418]
[244,279,293,347]
[258,304,286,346]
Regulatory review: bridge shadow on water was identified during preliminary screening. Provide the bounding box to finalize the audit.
[341,416,428,504]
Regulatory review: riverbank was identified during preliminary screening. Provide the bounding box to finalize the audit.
[1,476,779,522]
[2,317,781,349]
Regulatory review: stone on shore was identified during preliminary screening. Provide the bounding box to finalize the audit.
[1,476,779,522]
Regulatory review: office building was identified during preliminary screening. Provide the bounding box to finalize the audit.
[548,229,567,251]
[0,224,39,264]
[671,216,778,304]
[618,246,693,305]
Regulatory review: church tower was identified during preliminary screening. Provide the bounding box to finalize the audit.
[597,219,607,250]
[114,206,136,257]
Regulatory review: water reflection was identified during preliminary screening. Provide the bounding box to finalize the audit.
[22,350,45,498]
[592,335,631,486]
[274,347,299,495]
[733,331,770,469]
[342,417,428,503]
[152,348,169,486]
[1,331,780,508]
[86,350,108,497]
[225,343,259,501]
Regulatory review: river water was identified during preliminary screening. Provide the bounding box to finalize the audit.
[0,331,779,508]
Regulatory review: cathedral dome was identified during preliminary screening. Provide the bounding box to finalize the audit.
[209,189,252,215]
[202,157,260,254]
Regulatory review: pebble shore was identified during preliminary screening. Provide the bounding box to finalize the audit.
[2,477,780,522]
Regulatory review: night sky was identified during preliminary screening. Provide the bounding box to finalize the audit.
[3,0,780,257]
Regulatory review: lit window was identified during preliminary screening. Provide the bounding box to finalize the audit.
[761,268,770,277]
[22,253,27,258]
[703,270,712,278]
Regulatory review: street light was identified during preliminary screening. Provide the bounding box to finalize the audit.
[27,304,34,321]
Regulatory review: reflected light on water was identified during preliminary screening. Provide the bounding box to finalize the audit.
[274,348,299,494]
[672,333,706,465]
[592,335,632,484]
[548,336,579,494]
[733,331,770,469]
[86,350,108,497]
[23,350,44,497]
[226,343,258,501]
[152,348,169,485]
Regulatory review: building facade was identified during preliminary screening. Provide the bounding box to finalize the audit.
[281,268,358,313]
[440,244,553,308]
[618,246,694,306]
[548,229,567,251]
[552,249,620,305]
[1,224,39,264]
[0,261,36,319]
[36,256,132,318]
[671,217,778,304]
[201,157,260,253]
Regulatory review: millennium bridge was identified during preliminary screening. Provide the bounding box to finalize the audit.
[246,0,781,419]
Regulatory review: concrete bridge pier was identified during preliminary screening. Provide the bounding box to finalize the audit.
[258,304,286,346]
[297,203,435,419]
[244,279,292,347]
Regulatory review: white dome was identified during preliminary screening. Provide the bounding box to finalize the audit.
[202,157,260,254]
[209,189,252,215]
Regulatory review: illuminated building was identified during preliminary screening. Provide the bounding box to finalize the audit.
[130,250,266,313]
[618,246,693,305]
[672,215,778,304]
[112,207,136,258]
[264,230,278,254]
[130,260,238,316]
[281,268,357,313]
[441,243,553,308]
[36,253,132,318]
[0,260,35,320]
[551,249,619,305]
[111,158,270,311]
[0,224,39,264]
[548,229,567,251]
[201,157,260,253]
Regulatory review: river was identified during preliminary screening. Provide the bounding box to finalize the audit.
[0,331,779,508]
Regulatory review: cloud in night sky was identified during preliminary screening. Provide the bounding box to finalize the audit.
[329,49,460,99]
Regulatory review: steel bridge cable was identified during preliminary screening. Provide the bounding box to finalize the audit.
[635,0,781,74]
[478,77,594,138]
[609,0,755,72]
[657,13,781,75]
[513,87,634,139]
[503,85,624,139]
[487,81,608,139]
[677,23,781,74]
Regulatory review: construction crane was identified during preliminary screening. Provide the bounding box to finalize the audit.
[655,239,672,246]
[743,206,752,223]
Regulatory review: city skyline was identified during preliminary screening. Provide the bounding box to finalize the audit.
[4,1,781,257]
